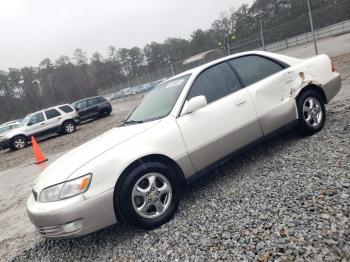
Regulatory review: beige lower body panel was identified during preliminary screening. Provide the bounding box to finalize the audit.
[259,99,298,136]
[187,120,262,172]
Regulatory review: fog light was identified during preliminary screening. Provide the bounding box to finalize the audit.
[62,220,82,233]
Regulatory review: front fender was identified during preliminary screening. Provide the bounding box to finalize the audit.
[77,117,193,199]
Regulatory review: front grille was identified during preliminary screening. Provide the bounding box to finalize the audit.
[32,190,38,201]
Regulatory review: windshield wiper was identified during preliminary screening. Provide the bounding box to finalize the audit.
[123,120,144,125]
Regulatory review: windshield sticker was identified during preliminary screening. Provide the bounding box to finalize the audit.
[165,79,184,89]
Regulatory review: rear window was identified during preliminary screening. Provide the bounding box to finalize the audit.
[98,97,106,103]
[228,55,284,86]
[45,109,61,119]
[59,105,74,113]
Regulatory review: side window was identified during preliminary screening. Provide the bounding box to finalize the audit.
[59,105,74,113]
[45,109,61,119]
[228,55,284,86]
[76,101,87,110]
[88,97,99,106]
[187,62,241,104]
[97,97,106,103]
[29,112,45,125]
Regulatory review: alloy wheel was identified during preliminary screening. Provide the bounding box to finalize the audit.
[14,138,26,149]
[303,97,323,128]
[131,173,172,219]
[65,123,75,133]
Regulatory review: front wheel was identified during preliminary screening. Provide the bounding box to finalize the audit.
[62,121,76,134]
[114,162,180,229]
[11,135,28,150]
[297,90,326,135]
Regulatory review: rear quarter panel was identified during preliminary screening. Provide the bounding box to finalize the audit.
[248,54,337,135]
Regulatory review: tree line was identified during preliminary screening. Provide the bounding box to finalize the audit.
[0,0,349,123]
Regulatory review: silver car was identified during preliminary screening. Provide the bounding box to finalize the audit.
[27,51,341,238]
[0,104,79,150]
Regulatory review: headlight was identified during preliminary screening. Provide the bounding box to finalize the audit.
[39,174,92,203]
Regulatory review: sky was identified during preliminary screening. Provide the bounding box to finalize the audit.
[0,0,253,70]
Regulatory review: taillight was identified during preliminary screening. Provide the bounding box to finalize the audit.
[331,61,336,72]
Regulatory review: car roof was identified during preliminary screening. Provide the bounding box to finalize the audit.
[72,96,104,104]
[165,51,301,82]
[27,104,74,116]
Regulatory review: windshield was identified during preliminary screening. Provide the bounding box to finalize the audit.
[21,114,32,125]
[124,74,191,124]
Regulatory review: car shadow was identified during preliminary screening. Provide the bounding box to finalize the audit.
[13,128,303,259]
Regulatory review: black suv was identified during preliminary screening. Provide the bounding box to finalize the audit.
[72,96,112,122]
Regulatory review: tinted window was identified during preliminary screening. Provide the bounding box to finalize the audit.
[45,109,61,119]
[228,55,284,86]
[187,62,241,103]
[29,112,45,125]
[58,105,74,113]
[97,97,106,103]
[76,101,87,110]
[87,97,99,106]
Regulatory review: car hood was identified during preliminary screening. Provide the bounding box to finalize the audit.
[33,121,160,192]
[2,125,25,137]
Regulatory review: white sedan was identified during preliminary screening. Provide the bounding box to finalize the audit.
[27,51,341,238]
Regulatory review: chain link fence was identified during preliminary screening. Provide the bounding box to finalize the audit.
[101,1,350,98]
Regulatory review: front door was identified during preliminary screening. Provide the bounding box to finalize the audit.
[176,62,263,172]
[26,112,47,137]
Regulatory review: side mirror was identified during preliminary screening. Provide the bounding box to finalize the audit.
[27,122,33,126]
[182,95,207,115]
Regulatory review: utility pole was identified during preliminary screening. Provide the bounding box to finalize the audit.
[260,19,266,51]
[226,34,231,55]
[307,0,318,55]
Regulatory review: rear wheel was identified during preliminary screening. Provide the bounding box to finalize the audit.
[11,135,28,150]
[99,108,111,118]
[297,90,326,135]
[62,121,76,134]
[114,162,180,229]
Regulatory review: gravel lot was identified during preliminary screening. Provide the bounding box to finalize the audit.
[0,51,349,261]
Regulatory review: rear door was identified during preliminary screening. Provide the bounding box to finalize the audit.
[228,55,298,135]
[44,109,62,131]
[176,62,263,172]
[87,97,100,116]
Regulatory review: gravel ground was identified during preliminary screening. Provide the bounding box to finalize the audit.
[10,96,350,261]
[1,52,349,261]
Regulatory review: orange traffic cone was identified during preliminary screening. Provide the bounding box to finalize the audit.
[31,136,48,164]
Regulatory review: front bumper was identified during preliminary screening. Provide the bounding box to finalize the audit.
[27,189,116,239]
[0,139,10,150]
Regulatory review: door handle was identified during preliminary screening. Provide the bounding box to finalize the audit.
[235,99,247,106]
[40,123,45,126]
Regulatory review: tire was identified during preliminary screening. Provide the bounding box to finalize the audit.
[114,162,180,229]
[62,121,76,134]
[99,108,111,118]
[11,135,28,150]
[296,90,326,135]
